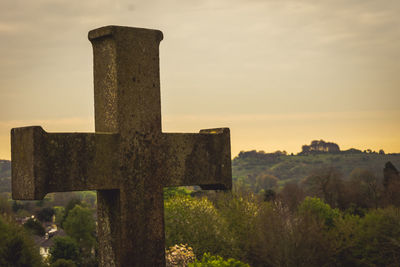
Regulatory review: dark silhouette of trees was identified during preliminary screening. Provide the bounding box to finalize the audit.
[301,140,340,154]
[49,236,80,265]
[278,182,305,211]
[347,168,382,209]
[0,216,43,266]
[23,218,45,236]
[383,162,400,206]
[302,167,344,208]
[36,207,55,222]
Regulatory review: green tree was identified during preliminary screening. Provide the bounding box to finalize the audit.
[36,207,55,222]
[255,174,278,193]
[214,193,260,261]
[351,207,400,266]
[53,206,65,226]
[189,253,249,267]
[61,198,82,225]
[23,218,45,236]
[63,205,96,263]
[298,197,340,228]
[278,182,305,211]
[164,196,230,258]
[0,195,11,215]
[0,215,43,267]
[50,258,77,267]
[263,189,276,202]
[164,187,192,200]
[302,167,344,208]
[49,236,80,264]
[78,191,97,208]
[348,168,382,209]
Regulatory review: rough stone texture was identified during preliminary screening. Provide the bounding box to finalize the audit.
[11,25,232,267]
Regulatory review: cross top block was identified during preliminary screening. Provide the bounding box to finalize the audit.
[88,25,163,43]
[11,25,232,266]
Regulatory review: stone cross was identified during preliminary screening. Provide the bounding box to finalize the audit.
[11,26,231,266]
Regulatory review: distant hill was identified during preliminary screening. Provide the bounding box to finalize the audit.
[0,160,11,193]
[2,140,400,194]
[232,140,400,188]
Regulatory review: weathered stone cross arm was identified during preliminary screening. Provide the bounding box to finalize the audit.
[11,126,120,200]
[161,128,231,189]
[11,126,231,200]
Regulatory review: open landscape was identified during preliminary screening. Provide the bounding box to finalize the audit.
[1,140,400,266]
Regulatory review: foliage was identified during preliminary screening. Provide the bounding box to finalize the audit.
[298,197,340,228]
[301,167,344,208]
[0,215,43,267]
[63,205,96,254]
[164,196,230,258]
[189,253,249,267]
[36,207,55,222]
[61,198,82,226]
[0,194,12,215]
[166,244,195,267]
[300,140,340,154]
[54,206,65,225]
[50,258,77,267]
[245,198,337,266]
[277,182,305,211]
[232,150,400,188]
[12,200,24,213]
[0,160,11,193]
[49,236,80,264]
[212,193,260,260]
[165,192,400,266]
[77,191,97,208]
[263,189,276,202]
[164,187,192,200]
[23,218,45,236]
[348,168,381,209]
[352,207,400,266]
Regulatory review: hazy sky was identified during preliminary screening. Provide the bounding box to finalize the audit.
[1,0,399,160]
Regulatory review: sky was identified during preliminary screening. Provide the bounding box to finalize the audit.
[0,0,399,160]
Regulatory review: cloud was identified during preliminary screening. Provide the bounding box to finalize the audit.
[0,0,399,158]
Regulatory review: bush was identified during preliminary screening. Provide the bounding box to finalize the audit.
[298,197,340,228]
[352,207,400,266]
[0,215,43,266]
[164,192,400,266]
[63,205,96,252]
[50,258,77,267]
[164,196,230,258]
[164,187,192,200]
[213,193,260,261]
[189,253,249,267]
[49,236,80,264]
[36,207,55,222]
[23,218,45,236]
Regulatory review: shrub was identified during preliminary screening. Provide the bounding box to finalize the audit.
[298,197,340,228]
[0,215,43,266]
[164,196,230,258]
[189,253,249,267]
[213,193,260,261]
[49,236,80,264]
[352,207,400,266]
[50,258,77,267]
[23,217,45,236]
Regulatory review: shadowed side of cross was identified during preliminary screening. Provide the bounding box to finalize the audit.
[11,26,231,267]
